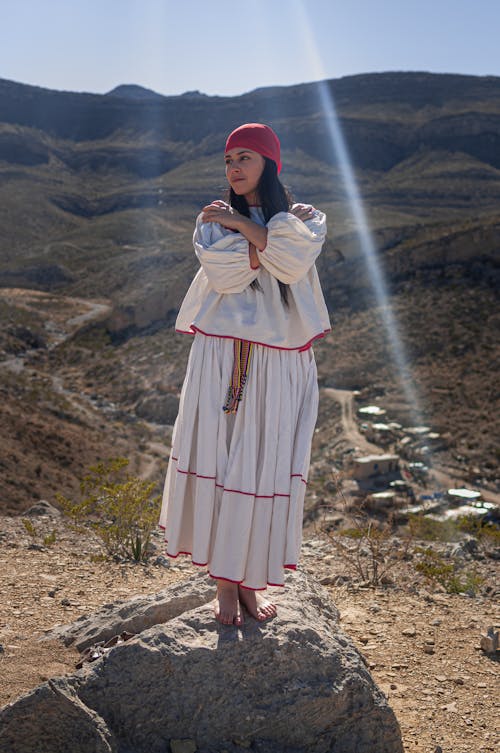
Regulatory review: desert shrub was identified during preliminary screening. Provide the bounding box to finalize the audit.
[57,457,160,562]
[324,514,410,586]
[319,473,411,586]
[21,518,37,538]
[43,530,57,547]
[21,518,57,547]
[407,512,461,542]
[414,546,483,595]
[457,514,500,544]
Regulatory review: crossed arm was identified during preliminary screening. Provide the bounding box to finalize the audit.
[201,200,315,269]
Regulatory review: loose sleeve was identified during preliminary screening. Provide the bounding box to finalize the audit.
[258,208,327,284]
[193,213,259,294]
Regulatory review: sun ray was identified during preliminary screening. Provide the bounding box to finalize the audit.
[291,0,425,427]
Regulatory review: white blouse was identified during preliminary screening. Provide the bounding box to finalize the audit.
[175,205,331,351]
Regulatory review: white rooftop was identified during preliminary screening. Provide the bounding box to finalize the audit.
[447,488,481,500]
[405,426,431,435]
[354,454,399,465]
[358,405,386,416]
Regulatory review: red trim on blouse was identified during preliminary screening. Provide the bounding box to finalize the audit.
[175,325,331,352]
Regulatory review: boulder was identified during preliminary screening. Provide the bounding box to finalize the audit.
[24,500,61,517]
[43,571,214,651]
[1,571,403,753]
[0,680,115,753]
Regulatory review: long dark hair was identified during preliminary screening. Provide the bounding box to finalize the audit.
[228,157,293,307]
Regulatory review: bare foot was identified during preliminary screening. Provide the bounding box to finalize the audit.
[214,580,243,626]
[238,586,277,621]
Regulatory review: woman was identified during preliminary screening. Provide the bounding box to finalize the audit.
[159,123,330,626]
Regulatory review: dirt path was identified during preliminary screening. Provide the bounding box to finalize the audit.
[0,288,112,352]
[138,440,170,481]
[322,387,380,453]
[0,288,113,422]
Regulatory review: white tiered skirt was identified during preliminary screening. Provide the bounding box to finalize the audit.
[159,332,319,590]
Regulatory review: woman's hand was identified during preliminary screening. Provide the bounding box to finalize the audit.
[290,203,315,222]
[201,200,243,230]
[202,200,268,252]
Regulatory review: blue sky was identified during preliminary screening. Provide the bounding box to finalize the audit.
[1,0,498,96]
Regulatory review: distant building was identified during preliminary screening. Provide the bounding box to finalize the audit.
[368,490,396,508]
[352,454,400,481]
[366,422,396,446]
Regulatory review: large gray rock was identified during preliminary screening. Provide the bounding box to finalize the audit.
[43,571,213,651]
[1,572,403,753]
[0,680,115,753]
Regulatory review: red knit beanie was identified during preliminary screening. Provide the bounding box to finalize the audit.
[225,123,282,174]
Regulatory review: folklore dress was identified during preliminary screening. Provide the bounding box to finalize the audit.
[158,205,330,590]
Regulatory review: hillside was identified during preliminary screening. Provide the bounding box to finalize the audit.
[0,71,499,513]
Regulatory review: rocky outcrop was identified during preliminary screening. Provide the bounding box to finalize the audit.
[1,571,403,753]
[43,572,215,652]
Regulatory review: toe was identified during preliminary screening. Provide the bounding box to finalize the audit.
[234,605,244,626]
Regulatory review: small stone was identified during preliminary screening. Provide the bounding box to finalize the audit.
[358,635,369,644]
[60,598,71,606]
[401,627,416,637]
[480,627,499,654]
[320,576,336,585]
[0,644,4,654]
[434,746,443,753]
[453,677,465,685]
[425,638,435,645]
[431,618,442,626]
[390,683,397,690]
[442,702,457,713]
[154,555,171,568]
[170,739,197,753]
[423,645,435,654]
[435,675,447,683]
[332,574,351,586]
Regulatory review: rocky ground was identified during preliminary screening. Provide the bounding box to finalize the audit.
[0,505,498,753]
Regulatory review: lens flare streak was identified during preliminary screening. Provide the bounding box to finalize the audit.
[292,0,423,424]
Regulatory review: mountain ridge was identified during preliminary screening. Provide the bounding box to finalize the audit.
[0,71,498,512]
